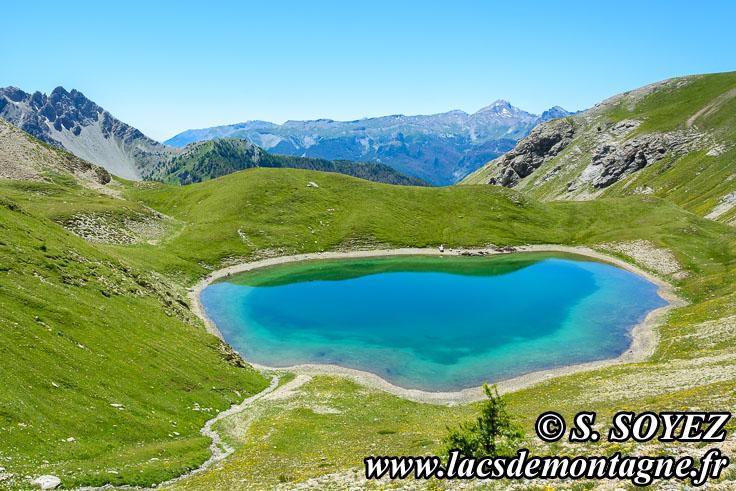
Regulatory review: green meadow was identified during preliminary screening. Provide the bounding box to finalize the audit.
[1,159,734,488]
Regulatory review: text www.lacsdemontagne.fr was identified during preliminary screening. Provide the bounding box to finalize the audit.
[364,449,730,487]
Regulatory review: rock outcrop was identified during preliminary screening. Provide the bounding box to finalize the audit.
[572,131,698,190]
[486,117,575,186]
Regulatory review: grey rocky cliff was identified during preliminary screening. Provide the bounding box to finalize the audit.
[476,110,701,194]
[570,130,700,191]
[0,86,175,180]
[486,117,576,186]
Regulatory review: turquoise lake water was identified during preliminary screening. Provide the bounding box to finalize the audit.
[200,253,667,391]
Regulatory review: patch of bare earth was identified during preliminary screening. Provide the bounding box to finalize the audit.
[59,209,176,245]
[597,240,682,276]
[705,190,736,222]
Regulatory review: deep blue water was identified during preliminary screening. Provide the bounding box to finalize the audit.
[200,254,667,391]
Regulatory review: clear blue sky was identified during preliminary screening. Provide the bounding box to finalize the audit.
[1,1,734,141]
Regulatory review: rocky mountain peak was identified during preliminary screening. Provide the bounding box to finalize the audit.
[51,86,70,97]
[163,97,574,184]
[475,99,514,114]
[538,105,574,122]
[2,86,26,102]
[0,85,173,180]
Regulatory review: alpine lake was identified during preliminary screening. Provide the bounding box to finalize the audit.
[200,253,667,392]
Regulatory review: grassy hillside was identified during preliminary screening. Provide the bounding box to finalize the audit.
[151,137,431,187]
[124,168,564,268]
[2,116,736,488]
[0,129,271,488]
[114,171,734,489]
[126,171,735,489]
[462,72,736,224]
[0,190,269,488]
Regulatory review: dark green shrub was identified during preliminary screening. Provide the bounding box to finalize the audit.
[443,383,524,458]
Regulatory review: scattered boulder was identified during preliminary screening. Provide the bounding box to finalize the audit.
[608,119,641,137]
[31,475,61,489]
[705,191,736,220]
[95,166,111,184]
[307,181,319,188]
[460,250,488,257]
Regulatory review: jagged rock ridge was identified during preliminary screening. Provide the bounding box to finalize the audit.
[0,86,173,180]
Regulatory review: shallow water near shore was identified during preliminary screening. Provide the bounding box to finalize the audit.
[200,253,667,391]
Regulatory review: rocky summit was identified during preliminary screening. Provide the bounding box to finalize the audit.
[0,86,172,180]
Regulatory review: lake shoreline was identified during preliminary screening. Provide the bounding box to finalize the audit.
[188,245,685,404]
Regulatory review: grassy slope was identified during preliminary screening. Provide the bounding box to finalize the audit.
[123,168,566,268]
[120,169,736,489]
[0,177,268,489]
[601,72,736,220]
[2,132,736,488]
[461,72,736,224]
[114,169,733,489]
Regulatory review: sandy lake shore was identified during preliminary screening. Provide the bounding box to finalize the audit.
[187,245,686,404]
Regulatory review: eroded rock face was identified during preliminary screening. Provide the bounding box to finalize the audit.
[573,132,697,190]
[0,86,174,180]
[2,87,105,146]
[608,119,641,137]
[487,117,575,187]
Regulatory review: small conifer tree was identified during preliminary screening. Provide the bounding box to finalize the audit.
[444,383,524,458]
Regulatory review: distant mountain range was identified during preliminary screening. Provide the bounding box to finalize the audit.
[0,87,428,186]
[165,102,577,185]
